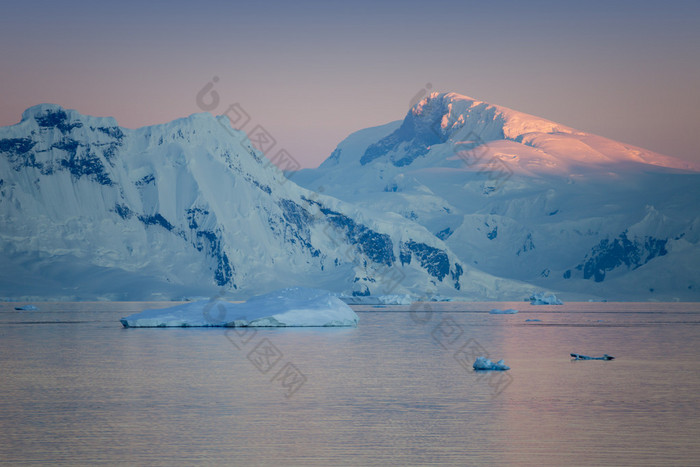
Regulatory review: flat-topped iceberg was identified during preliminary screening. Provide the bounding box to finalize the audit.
[473,357,510,371]
[120,287,359,328]
[489,308,518,314]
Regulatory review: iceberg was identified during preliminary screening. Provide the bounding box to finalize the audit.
[14,305,38,311]
[473,356,510,371]
[489,308,518,314]
[528,292,563,305]
[339,294,413,305]
[120,287,359,328]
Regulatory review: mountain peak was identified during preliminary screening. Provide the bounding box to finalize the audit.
[355,91,700,173]
[20,104,120,130]
[21,103,69,120]
[411,91,577,142]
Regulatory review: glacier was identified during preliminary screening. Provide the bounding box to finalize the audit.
[120,287,358,327]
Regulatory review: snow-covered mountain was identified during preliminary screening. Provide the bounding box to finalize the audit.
[296,92,700,301]
[0,104,535,300]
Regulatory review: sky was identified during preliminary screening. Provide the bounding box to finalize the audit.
[1,0,699,168]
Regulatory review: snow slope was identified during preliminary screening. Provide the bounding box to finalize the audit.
[0,104,534,300]
[296,92,700,301]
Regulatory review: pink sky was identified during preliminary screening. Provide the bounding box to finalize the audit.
[1,0,698,168]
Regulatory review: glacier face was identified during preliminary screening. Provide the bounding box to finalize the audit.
[296,92,700,301]
[0,104,534,300]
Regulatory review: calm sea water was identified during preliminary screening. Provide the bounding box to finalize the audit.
[1,301,699,466]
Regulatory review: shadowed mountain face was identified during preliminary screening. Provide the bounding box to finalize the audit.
[296,92,700,301]
[1,104,536,301]
[361,97,454,167]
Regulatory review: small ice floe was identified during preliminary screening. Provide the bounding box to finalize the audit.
[428,296,454,302]
[489,308,518,314]
[473,356,510,371]
[14,305,38,311]
[525,319,542,322]
[528,292,563,305]
[570,353,614,361]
